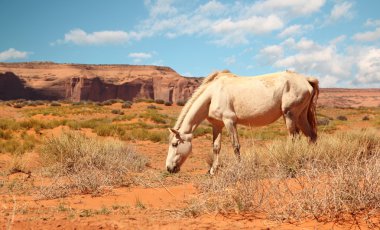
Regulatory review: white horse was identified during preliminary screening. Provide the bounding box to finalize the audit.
[166,70,319,174]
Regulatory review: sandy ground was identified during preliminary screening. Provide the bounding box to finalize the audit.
[1,98,380,229]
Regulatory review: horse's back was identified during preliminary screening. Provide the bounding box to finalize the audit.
[207,71,313,126]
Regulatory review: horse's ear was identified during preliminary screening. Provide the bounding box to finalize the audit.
[168,128,183,140]
[168,128,179,135]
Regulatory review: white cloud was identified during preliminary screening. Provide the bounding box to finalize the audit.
[278,25,302,38]
[355,48,380,84]
[211,14,283,45]
[258,45,283,63]
[224,55,236,65]
[365,19,380,27]
[295,37,317,50]
[128,52,152,59]
[329,35,346,45]
[251,0,326,16]
[258,36,380,87]
[146,0,177,18]
[212,15,283,34]
[197,0,226,15]
[0,48,29,61]
[319,75,339,87]
[57,29,129,45]
[258,37,354,86]
[329,1,353,21]
[128,52,153,63]
[353,27,380,42]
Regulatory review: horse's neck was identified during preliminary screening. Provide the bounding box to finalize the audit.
[178,94,210,134]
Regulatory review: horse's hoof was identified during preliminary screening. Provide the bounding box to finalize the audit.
[209,167,217,175]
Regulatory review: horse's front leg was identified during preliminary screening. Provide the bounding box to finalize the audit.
[223,118,241,161]
[209,125,222,175]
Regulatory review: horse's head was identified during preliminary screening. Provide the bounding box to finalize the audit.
[166,128,193,173]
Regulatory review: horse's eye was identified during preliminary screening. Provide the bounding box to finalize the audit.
[172,143,178,147]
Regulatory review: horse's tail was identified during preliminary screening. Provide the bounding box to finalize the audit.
[306,77,319,141]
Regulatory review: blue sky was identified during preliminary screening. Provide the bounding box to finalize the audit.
[1,0,380,87]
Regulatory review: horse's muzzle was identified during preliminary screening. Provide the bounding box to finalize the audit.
[167,165,180,173]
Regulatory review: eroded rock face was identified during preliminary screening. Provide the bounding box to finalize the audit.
[0,62,201,102]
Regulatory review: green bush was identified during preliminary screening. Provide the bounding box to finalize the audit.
[111,109,124,115]
[147,105,157,110]
[122,101,133,109]
[155,99,165,104]
[176,100,186,106]
[336,115,347,121]
[50,102,61,107]
[164,101,172,106]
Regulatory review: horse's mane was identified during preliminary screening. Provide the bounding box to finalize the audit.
[174,70,230,130]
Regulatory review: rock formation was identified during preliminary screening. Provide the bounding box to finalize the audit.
[0,62,201,102]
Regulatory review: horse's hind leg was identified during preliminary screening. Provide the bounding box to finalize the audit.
[209,124,223,175]
[223,118,241,161]
[297,109,317,143]
[283,109,299,140]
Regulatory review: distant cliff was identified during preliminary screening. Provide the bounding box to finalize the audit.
[1,63,379,107]
[0,62,201,102]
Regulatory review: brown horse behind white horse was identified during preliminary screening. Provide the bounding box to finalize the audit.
[166,70,319,174]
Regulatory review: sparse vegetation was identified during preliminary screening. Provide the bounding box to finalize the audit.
[317,117,330,126]
[336,115,348,121]
[155,99,165,104]
[147,105,158,110]
[1,100,380,227]
[164,101,172,106]
[187,130,380,222]
[50,101,61,107]
[176,100,186,106]
[111,109,124,115]
[122,101,133,108]
[39,131,148,197]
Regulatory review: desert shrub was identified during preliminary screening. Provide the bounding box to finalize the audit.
[189,130,380,223]
[139,110,169,124]
[317,117,330,126]
[66,120,81,130]
[35,100,45,106]
[122,129,166,143]
[58,100,71,104]
[0,119,19,131]
[106,98,124,104]
[112,113,137,122]
[0,130,12,139]
[0,133,37,154]
[155,99,165,104]
[164,101,172,106]
[50,101,61,107]
[176,100,186,106]
[134,98,154,103]
[13,104,24,109]
[100,100,113,106]
[94,124,126,138]
[147,105,157,110]
[111,109,124,115]
[122,101,133,109]
[39,131,148,196]
[76,118,110,129]
[336,115,347,121]
[362,115,370,121]
[72,101,83,106]
[25,100,38,107]
[193,126,212,137]
[18,119,67,131]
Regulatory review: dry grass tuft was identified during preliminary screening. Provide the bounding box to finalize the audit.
[38,131,149,198]
[188,130,380,223]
